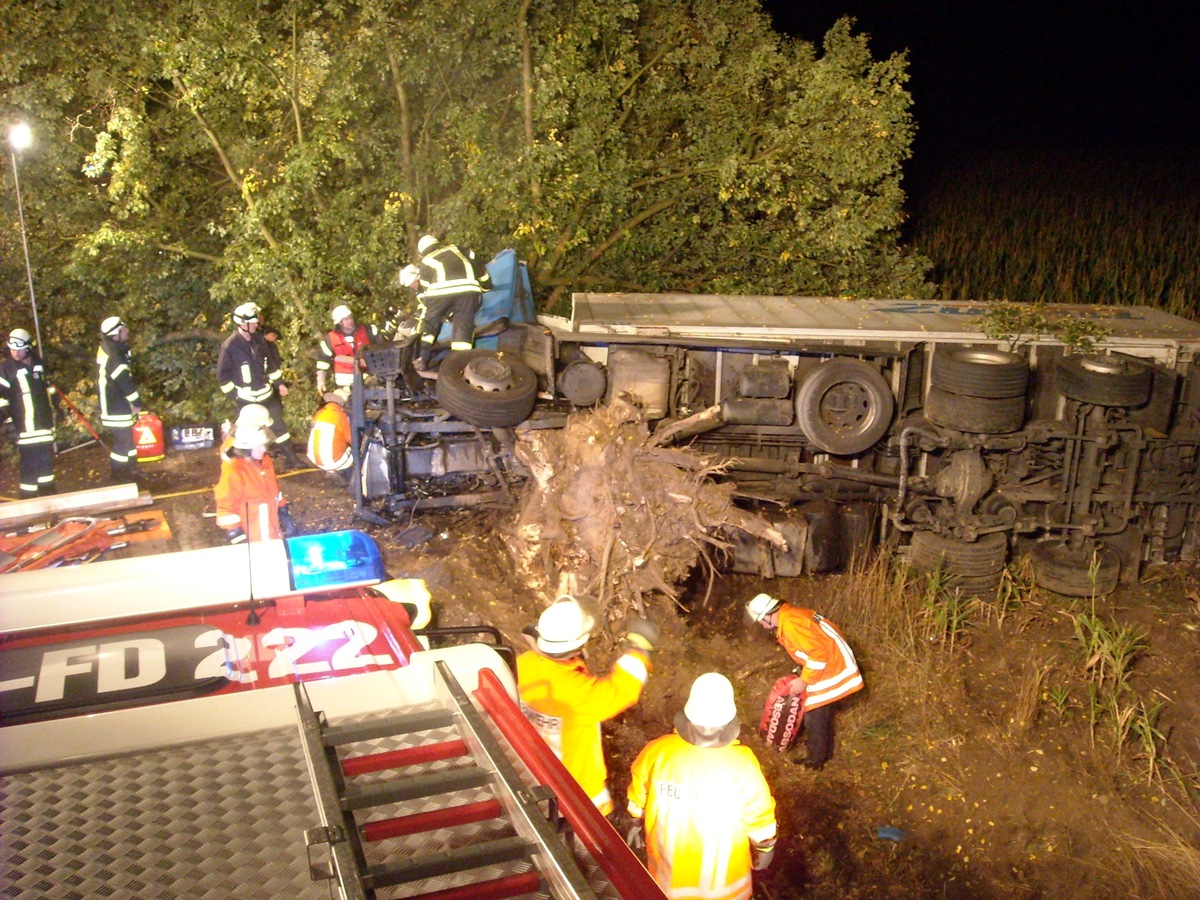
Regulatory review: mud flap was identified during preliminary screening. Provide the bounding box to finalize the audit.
[360,432,393,501]
[759,674,805,751]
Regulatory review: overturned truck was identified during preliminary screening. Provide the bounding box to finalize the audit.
[352,256,1200,596]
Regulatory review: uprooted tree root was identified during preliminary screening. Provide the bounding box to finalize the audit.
[507,397,783,625]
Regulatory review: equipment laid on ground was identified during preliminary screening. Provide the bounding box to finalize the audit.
[0,530,665,899]
[133,409,165,461]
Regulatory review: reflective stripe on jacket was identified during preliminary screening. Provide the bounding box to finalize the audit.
[214,455,285,541]
[96,337,141,427]
[516,648,650,815]
[0,353,55,445]
[628,733,777,900]
[417,244,486,300]
[306,402,352,471]
[317,323,377,386]
[217,331,279,403]
[775,605,863,709]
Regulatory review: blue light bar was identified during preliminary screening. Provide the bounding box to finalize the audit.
[284,530,387,592]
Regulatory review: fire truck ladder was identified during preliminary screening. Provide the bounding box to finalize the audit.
[296,661,618,900]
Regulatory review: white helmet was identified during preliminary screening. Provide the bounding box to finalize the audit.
[746,592,783,623]
[417,234,438,255]
[6,328,32,350]
[100,316,125,337]
[398,264,421,288]
[535,596,595,655]
[331,304,353,324]
[683,673,738,729]
[232,424,275,451]
[232,302,260,325]
[235,403,273,429]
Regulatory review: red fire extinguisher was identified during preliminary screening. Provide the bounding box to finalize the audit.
[133,410,166,462]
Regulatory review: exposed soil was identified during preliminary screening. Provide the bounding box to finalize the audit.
[4,441,1199,899]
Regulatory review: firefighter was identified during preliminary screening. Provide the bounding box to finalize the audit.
[627,672,778,900]
[745,593,863,770]
[216,302,302,468]
[218,403,274,476]
[306,392,352,477]
[516,596,658,815]
[213,423,295,543]
[95,316,144,481]
[410,234,491,372]
[316,304,378,395]
[0,328,56,497]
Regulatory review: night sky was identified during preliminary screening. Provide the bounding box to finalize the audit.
[761,2,1200,167]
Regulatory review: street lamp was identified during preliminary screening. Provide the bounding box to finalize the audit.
[8,121,43,352]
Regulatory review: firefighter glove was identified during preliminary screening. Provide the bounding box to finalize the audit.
[226,527,247,545]
[786,674,807,697]
[625,820,645,852]
[1,420,16,442]
[751,843,775,871]
[623,617,660,653]
[278,506,296,536]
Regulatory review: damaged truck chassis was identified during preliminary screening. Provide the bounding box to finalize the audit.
[352,283,1200,597]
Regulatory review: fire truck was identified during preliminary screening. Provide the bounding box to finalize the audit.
[352,251,1200,596]
[0,530,664,899]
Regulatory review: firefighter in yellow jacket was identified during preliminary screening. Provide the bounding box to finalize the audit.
[516,596,657,815]
[746,593,863,769]
[627,672,777,900]
[306,392,352,474]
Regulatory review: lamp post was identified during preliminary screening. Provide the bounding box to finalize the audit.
[8,121,43,352]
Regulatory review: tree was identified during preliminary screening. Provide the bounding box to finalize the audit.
[1,0,928,425]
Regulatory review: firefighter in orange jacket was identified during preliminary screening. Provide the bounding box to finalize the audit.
[214,423,295,543]
[516,596,657,815]
[306,392,352,473]
[746,593,863,769]
[628,673,777,900]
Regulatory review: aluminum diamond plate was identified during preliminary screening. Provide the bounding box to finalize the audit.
[1,727,328,899]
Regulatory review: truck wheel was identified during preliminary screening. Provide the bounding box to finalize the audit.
[1030,540,1120,596]
[795,359,895,456]
[910,531,1009,574]
[925,385,1025,434]
[436,350,538,428]
[930,348,1029,398]
[1055,355,1152,407]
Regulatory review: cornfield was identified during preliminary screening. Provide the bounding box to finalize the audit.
[908,149,1200,317]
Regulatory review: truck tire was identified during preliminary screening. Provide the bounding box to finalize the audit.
[910,531,1009,575]
[795,359,895,456]
[436,350,538,428]
[925,385,1025,434]
[930,348,1029,398]
[1029,540,1120,597]
[1055,355,1152,407]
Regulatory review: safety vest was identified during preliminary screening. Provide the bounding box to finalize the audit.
[628,733,777,900]
[516,648,650,815]
[317,324,377,387]
[775,605,863,710]
[96,337,141,428]
[217,331,280,404]
[417,243,487,301]
[214,455,286,541]
[0,352,55,446]
[306,401,352,471]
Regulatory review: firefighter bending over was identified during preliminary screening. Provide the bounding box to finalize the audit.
[409,234,491,372]
[306,392,352,478]
[516,596,657,815]
[746,593,863,770]
[214,423,296,543]
[627,672,778,900]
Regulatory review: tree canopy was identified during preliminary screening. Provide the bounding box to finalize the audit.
[1,0,928,424]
